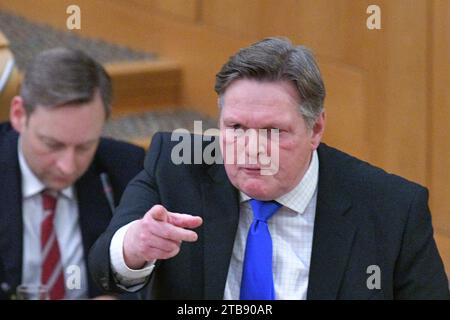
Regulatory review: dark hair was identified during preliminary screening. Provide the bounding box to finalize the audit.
[215,37,325,128]
[20,47,112,118]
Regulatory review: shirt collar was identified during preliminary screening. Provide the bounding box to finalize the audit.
[18,138,74,200]
[240,149,319,215]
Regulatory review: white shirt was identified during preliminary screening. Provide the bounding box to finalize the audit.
[18,140,88,299]
[111,151,319,299]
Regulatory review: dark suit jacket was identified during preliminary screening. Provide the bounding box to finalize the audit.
[0,122,145,299]
[89,132,450,299]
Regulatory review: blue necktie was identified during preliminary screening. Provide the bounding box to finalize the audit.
[240,199,282,300]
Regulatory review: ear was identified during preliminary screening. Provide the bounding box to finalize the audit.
[310,111,326,150]
[9,96,28,133]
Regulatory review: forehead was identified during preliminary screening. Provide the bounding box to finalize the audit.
[27,96,105,144]
[220,79,301,124]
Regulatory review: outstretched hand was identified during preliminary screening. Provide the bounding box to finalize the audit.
[123,205,203,269]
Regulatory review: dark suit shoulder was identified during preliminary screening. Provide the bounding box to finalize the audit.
[85,137,145,197]
[318,143,425,194]
[0,122,14,136]
[317,144,449,299]
[0,122,19,164]
[96,137,145,169]
[317,143,427,224]
[0,122,16,142]
[98,137,145,158]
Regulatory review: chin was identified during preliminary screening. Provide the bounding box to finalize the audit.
[239,180,275,201]
[46,179,73,191]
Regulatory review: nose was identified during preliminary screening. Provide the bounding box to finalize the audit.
[56,148,77,176]
[244,129,268,159]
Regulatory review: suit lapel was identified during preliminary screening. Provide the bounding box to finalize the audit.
[307,144,357,299]
[201,164,240,299]
[0,130,23,295]
[75,163,112,297]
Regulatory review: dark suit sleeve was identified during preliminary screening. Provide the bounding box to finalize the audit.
[88,134,164,293]
[394,187,450,299]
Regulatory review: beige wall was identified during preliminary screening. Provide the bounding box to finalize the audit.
[1,0,448,274]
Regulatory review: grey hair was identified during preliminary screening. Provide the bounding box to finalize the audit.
[20,47,112,118]
[215,37,325,129]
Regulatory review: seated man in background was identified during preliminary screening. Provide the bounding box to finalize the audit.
[89,37,449,299]
[0,48,145,299]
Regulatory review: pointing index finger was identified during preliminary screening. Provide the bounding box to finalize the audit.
[168,212,203,229]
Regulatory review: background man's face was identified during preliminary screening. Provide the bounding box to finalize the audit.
[219,79,324,200]
[12,91,105,191]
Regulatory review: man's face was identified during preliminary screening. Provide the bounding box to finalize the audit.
[10,91,106,191]
[219,79,325,200]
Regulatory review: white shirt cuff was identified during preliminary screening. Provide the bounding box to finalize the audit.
[110,221,155,290]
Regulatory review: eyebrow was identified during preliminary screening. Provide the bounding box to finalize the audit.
[38,134,98,147]
[222,117,285,129]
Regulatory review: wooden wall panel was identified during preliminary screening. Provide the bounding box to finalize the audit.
[381,0,428,185]
[320,61,368,160]
[203,1,262,37]
[152,0,200,23]
[106,60,182,117]
[127,0,200,23]
[430,0,450,237]
[259,0,365,65]
[0,0,75,33]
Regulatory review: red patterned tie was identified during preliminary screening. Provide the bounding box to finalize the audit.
[41,191,65,300]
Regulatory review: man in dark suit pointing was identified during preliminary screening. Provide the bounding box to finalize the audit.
[89,37,449,299]
[0,48,144,299]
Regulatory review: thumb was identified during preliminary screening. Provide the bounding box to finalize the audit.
[149,204,169,222]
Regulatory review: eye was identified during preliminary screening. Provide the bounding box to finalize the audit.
[45,141,63,150]
[76,142,96,153]
[266,128,283,139]
[76,145,90,153]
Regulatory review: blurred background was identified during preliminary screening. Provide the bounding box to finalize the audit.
[0,0,448,276]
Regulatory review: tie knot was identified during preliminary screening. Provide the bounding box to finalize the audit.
[250,199,281,223]
[42,190,57,211]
